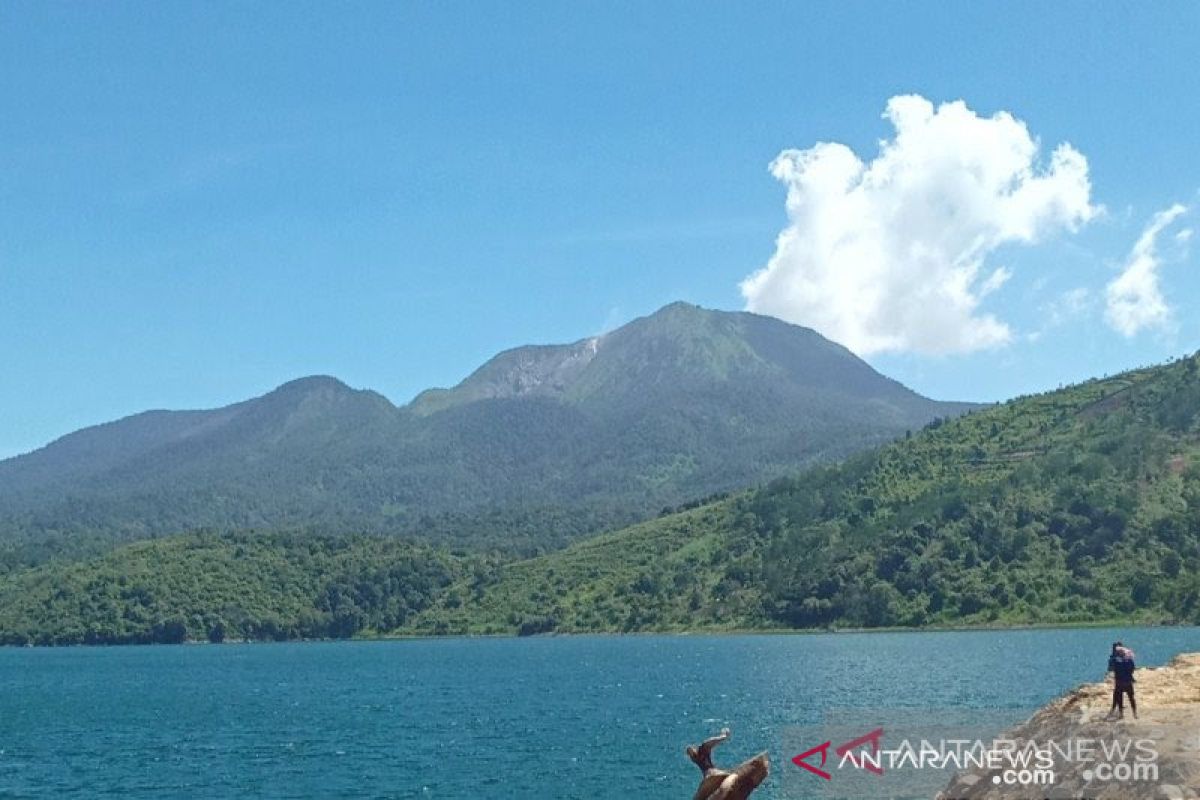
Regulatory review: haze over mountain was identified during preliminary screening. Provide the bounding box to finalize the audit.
[0,302,976,559]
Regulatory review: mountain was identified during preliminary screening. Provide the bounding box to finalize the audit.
[411,302,949,418]
[406,353,1200,634]
[0,302,974,562]
[4,353,1199,645]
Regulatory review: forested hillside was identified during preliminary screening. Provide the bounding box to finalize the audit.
[410,353,1200,634]
[0,532,492,645]
[3,354,1198,645]
[0,303,971,564]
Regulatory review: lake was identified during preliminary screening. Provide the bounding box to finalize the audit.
[1,627,1197,798]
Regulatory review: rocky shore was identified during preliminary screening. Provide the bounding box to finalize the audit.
[938,652,1200,799]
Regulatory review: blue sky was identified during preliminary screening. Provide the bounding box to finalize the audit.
[1,2,1198,458]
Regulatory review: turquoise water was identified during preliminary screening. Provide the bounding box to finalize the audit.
[1,627,1197,798]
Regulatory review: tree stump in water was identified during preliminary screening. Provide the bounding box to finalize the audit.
[686,728,769,800]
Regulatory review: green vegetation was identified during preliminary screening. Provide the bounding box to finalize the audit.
[414,501,764,635]
[410,354,1200,634]
[4,353,1199,645]
[0,303,970,566]
[0,532,490,645]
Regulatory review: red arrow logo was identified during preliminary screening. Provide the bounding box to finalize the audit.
[792,740,832,780]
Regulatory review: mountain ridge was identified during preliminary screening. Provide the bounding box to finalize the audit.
[0,302,978,560]
[411,303,980,414]
[3,353,1198,644]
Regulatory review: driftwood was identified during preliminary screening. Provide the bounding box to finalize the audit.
[686,728,769,800]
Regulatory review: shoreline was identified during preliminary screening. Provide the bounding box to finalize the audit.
[376,616,1188,641]
[937,651,1200,799]
[4,619,1195,648]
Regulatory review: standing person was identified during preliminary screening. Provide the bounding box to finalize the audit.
[1107,641,1137,720]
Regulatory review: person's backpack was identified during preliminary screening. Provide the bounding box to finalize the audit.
[1111,654,1135,682]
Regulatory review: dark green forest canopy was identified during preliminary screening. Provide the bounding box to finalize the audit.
[3,353,1199,645]
[0,532,495,646]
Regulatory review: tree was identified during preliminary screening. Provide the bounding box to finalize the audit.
[153,617,188,644]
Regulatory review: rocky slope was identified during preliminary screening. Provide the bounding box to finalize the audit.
[938,652,1200,799]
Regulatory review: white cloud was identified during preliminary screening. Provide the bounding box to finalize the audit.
[1104,204,1189,337]
[1028,287,1093,341]
[1053,287,1093,319]
[740,95,1098,355]
[979,266,1013,297]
